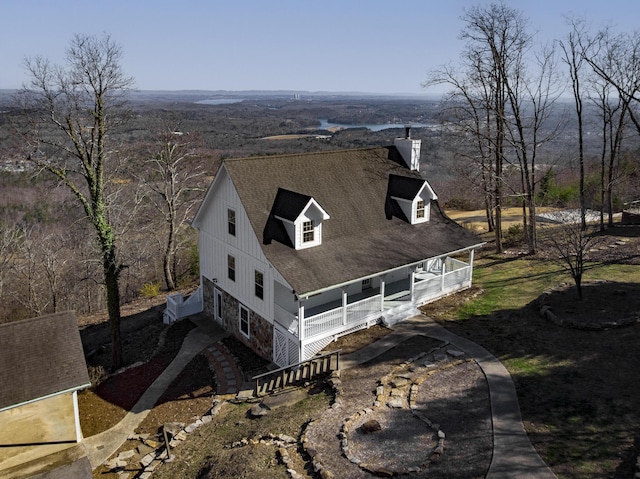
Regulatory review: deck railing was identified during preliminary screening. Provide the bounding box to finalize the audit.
[274,262,471,343]
[252,350,341,396]
[164,287,203,324]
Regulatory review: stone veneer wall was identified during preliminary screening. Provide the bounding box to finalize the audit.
[202,276,273,362]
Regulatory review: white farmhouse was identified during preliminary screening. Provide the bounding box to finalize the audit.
[182,135,484,367]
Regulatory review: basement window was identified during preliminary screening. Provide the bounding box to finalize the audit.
[239,304,250,338]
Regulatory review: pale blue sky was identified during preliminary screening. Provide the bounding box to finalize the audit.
[1,0,638,94]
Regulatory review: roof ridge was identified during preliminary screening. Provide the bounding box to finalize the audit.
[223,145,390,163]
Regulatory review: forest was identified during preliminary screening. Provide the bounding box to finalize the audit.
[0,88,638,321]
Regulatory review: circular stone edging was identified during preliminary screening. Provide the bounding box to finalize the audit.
[538,283,640,331]
[302,347,476,478]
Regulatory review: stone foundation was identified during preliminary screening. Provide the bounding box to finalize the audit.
[202,276,273,362]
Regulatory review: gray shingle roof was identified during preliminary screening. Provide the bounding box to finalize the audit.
[224,146,483,296]
[0,312,90,411]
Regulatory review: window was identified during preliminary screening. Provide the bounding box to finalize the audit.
[228,208,236,236]
[416,200,425,219]
[239,304,250,338]
[362,278,371,290]
[215,289,223,323]
[302,220,314,243]
[255,270,264,300]
[227,255,235,281]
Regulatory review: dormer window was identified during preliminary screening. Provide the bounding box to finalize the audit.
[413,197,431,223]
[387,174,437,225]
[302,221,314,243]
[265,188,330,250]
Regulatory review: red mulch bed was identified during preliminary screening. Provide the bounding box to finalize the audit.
[94,356,170,411]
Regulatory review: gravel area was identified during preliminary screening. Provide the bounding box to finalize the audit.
[305,335,493,478]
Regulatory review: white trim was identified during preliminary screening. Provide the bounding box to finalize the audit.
[73,390,83,442]
[192,163,229,228]
[0,385,91,414]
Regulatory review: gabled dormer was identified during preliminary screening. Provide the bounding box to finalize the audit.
[265,188,330,249]
[386,174,437,224]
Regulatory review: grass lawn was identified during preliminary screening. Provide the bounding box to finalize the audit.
[423,249,640,478]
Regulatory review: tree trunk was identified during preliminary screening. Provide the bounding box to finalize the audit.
[164,216,177,291]
[575,274,583,300]
[163,247,175,291]
[607,162,615,228]
[103,248,123,372]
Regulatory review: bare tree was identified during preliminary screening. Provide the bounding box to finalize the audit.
[140,127,204,291]
[587,28,638,227]
[503,44,563,254]
[543,212,604,299]
[19,33,134,371]
[0,223,21,299]
[584,29,640,137]
[559,17,591,231]
[427,2,561,254]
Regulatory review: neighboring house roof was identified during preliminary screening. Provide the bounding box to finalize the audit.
[0,312,90,411]
[201,146,483,296]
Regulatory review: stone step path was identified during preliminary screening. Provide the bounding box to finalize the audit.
[203,342,245,395]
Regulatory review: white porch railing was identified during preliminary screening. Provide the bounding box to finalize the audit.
[414,264,471,306]
[272,257,473,365]
[303,294,383,339]
[163,287,203,324]
[347,295,382,324]
[305,307,343,339]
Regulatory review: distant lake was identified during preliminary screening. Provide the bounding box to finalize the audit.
[195,98,243,105]
[318,119,430,132]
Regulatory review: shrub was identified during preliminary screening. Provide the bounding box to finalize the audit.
[88,364,108,387]
[504,223,525,247]
[140,282,161,298]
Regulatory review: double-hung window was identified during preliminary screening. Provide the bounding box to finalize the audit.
[416,200,425,219]
[302,220,314,243]
[227,255,235,281]
[255,270,264,300]
[228,208,236,236]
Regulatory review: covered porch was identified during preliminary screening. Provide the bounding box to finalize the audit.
[272,250,475,366]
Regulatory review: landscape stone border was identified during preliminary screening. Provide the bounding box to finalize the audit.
[302,344,472,478]
[538,282,640,331]
[103,398,225,479]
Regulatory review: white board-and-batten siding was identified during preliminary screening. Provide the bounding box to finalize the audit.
[197,166,289,323]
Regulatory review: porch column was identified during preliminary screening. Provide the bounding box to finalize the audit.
[469,248,475,285]
[298,297,306,342]
[379,274,386,311]
[342,287,348,325]
[409,266,416,301]
[441,257,446,291]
